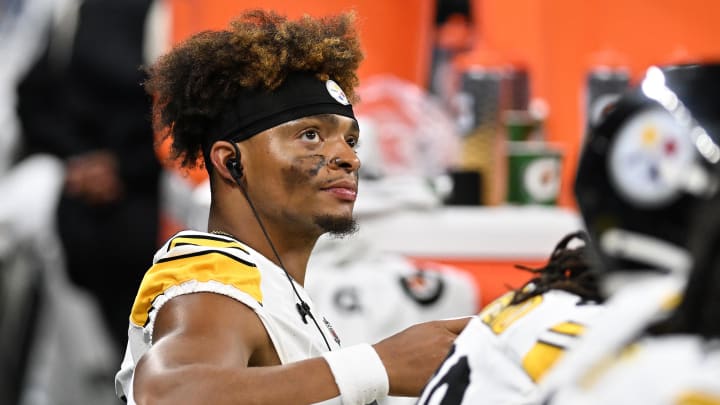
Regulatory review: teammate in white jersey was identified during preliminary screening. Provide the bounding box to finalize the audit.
[548,199,720,405]
[541,63,720,404]
[417,231,606,404]
[555,209,720,405]
[114,10,469,405]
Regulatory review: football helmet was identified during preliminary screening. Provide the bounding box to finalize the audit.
[575,63,720,277]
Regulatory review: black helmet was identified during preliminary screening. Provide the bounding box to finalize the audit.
[575,63,720,277]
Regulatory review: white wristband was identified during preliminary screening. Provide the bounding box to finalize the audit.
[321,344,390,405]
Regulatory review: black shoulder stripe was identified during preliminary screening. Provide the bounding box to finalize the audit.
[156,249,257,268]
[536,339,568,350]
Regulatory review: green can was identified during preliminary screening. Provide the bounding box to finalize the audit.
[506,141,563,205]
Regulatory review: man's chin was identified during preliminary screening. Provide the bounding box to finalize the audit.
[314,215,358,238]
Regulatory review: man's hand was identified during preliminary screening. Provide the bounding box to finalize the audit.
[373,317,471,396]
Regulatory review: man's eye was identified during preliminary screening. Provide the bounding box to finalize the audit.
[346,137,359,149]
[301,130,320,142]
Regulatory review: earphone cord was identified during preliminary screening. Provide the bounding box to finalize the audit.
[235,173,332,351]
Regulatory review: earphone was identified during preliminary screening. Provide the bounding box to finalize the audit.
[225,155,244,183]
[224,143,331,350]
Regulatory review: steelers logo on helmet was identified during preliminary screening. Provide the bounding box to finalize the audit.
[607,108,697,208]
[326,79,350,105]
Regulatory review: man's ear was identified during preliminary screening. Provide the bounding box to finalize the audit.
[209,141,240,184]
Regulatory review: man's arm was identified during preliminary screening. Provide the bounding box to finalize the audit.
[133,292,469,404]
[133,292,339,404]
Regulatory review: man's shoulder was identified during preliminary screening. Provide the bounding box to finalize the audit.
[153,230,258,265]
[129,230,267,329]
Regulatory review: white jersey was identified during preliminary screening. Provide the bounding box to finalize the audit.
[115,230,343,405]
[417,289,605,405]
[548,336,720,405]
[538,273,686,404]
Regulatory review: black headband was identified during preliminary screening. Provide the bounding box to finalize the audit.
[203,72,356,171]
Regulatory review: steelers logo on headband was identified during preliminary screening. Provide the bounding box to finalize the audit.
[326,80,350,105]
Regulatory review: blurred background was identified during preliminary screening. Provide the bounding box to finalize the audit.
[1,0,719,404]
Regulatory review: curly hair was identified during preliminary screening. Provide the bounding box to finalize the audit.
[510,231,604,305]
[145,10,364,168]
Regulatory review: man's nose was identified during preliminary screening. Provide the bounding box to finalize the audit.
[327,142,360,172]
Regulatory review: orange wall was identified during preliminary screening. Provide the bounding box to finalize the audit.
[167,1,720,207]
[414,258,539,309]
[474,0,720,206]
[169,0,436,87]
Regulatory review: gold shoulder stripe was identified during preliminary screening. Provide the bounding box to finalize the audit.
[130,250,262,327]
[522,341,564,382]
[549,321,586,337]
[478,291,515,318]
[481,294,544,335]
[168,234,249,254]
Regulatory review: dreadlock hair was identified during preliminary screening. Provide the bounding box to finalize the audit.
[509,230,604,305]
[144,9,364,169]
